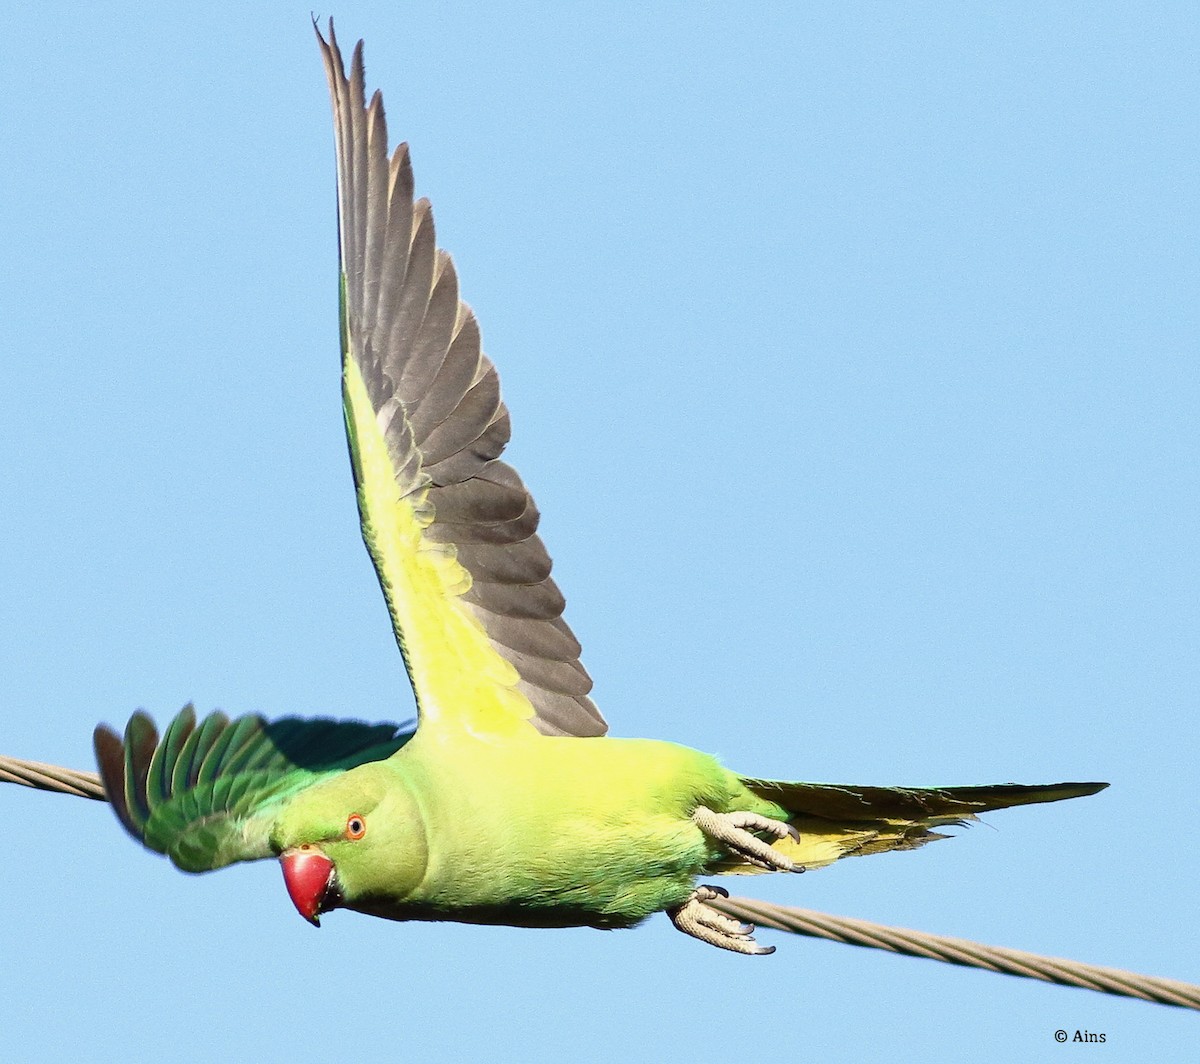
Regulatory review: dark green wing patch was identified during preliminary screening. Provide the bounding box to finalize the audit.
[94,705,413,873]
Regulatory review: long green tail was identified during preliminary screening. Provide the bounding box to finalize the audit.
[728,778,1107,871]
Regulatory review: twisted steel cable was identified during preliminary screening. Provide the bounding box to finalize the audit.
[0,754,105,800]
[3,751,1197,1011]
[713,896,1200,1011]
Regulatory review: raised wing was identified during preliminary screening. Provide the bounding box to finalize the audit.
[316,22,606,739]
[94,705,412,872]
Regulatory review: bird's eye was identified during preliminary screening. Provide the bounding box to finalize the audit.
[345,814,367,840]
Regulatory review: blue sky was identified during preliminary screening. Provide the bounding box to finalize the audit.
[2,4,1197,1061]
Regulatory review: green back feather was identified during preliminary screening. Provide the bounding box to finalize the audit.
[94,705,413,873]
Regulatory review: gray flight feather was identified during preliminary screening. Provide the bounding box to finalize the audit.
[317,22,607,738]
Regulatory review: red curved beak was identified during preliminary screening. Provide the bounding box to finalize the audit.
[280,848,336,926]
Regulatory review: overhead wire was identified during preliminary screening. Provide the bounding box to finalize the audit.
[3,751,1196,1010]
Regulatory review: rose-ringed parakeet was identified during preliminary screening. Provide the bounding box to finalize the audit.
[93,22,1106,955]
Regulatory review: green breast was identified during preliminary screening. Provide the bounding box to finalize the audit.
[371,735,737,928]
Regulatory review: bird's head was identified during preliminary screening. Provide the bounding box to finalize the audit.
[271,766,428,925]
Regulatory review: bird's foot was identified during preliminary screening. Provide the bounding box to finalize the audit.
[692,805,803,872]
[667,885,773,955]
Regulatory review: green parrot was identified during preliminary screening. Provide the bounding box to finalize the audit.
[93,22,1106,956]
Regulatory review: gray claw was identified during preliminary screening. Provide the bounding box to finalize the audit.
[692,806,800,873]
[668,885,775,955]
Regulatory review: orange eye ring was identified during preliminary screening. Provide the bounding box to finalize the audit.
[345,813,367,840]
